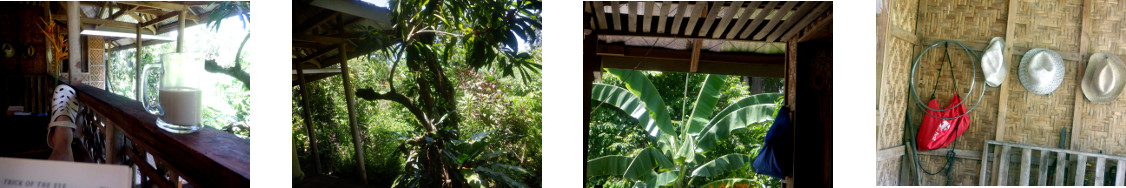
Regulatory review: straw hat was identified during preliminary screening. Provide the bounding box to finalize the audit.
[1018,48,1065,95]
[981,37,1007,87]
[1081,52,1126,103]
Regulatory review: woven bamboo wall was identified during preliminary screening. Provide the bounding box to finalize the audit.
[1074,0,1126,156]
[878,0,1126,185]
[875,0,918,185]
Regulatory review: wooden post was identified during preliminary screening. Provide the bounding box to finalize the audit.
[338,43,367,184]
[1019,149,1031,185]
[1076,155,1087,185]
[998,146,1011,185]
[1055,152,1066,186]
[1116,160,1125,186]
[690,39,701,72]
[176,10,184,52]
[68,1,82,84]
[135,20,143,100]
[1094,157,1105,186]
[1070,0,1094,151]
[979,142,990,185]
[1038,150,1049,185]
[296,66,322,174]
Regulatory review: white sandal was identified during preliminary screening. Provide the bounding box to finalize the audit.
[47,85,79,149]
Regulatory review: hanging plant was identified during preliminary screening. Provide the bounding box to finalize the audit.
[38,17,67,84]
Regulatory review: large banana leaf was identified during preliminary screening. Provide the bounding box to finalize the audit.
[606,69,675,137]
[591,83,678,151]
[623,148,676,181]
[684,75,728,135]
[700,178,756,188]
[586,155,632,177]
[695,93,783,137]
[637,170,680,188]
[690,154,754,178]
[696,104,777,152]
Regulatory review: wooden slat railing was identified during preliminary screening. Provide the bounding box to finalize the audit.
[70,84,249,187]
[979,140,1125,186]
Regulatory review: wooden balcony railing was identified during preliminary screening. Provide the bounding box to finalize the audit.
[979,140,1125,186]
[70,84,249,187]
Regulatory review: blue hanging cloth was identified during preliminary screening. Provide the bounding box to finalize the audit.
[754,105,792,179]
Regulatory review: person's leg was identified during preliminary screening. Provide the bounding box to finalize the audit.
[47,85,78,161]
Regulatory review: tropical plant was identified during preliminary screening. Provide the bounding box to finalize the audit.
[347,0,541,187]
[38,18,67,84]
[588,68,782,188]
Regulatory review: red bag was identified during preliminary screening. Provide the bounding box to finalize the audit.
[916,94,971,151]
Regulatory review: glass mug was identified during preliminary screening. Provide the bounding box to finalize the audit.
[142,53,203,134]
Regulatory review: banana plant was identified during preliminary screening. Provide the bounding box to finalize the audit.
[588,68,782,187]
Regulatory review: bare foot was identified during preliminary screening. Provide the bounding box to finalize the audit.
[47,116,74,162]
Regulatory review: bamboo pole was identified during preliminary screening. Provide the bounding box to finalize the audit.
[339,43,367,184]
[296,66,322,174]
[135,18,143,100]
[68,1,81,84]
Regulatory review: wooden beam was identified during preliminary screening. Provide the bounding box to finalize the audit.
[293,46,339,65]
[724,1,760,39]
[690,39,701,72]
[993,4,1019,185]
[293,34,353,44]
[766,2,819,42]
[117,1,186,11]
[736,1,778,39]
[1020,149,1031,185]
[997,146,1011,185]
[1095,157,1106,186]
[778,2,831,42]
[108,5,137,20]
[141,11,181,28]
[595,42,785,64]
[916,148,983,160]
[295,66,323,175]
[710,1,744,38]
[338,43,367,184]
[1070,0,1093,151]
[1038,150,1050,185]
[300,11,340,35]
[1076,155,1088,185]
[876,145,905,162]
[670,1,687,35]
[752,1,798,40]
[52,14,135,30]
[600,56,784,78]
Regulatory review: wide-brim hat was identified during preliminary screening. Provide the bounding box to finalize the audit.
[1082,52,1126,103]
[982,37,1007,87]
[1018,48,1065,95]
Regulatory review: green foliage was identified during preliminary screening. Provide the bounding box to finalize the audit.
[588,69,783,188]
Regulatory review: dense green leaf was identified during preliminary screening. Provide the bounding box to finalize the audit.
[591,84,659,137]
[700,178,756,188]
[606,69,675,137]
[696,104,777,152]
[623,148,675,181]
[685,74,727,135]
[586,155,632,177]
[691,154,753,178]
[696,93,783,137]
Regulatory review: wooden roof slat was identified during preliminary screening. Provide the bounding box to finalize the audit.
[752,1,798,40]
[656,1,670,33]
[610,1,622,31]
[724,1,762,39]
[697,2,727,37]
[710,1,744,38]
[293,46,340,65]
[643,2,654,33]
[737,1,778,39]
[627,2,638,33]
[300,12,341,35]
[766,2,819,42]
[593,2,608,30]
[107,5,137,20]
[779,2,830,42]
[683,2,707,36]
[670,1,688,35]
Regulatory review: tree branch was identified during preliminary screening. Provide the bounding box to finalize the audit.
[356,88,436,132]
[204,59,250,89]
